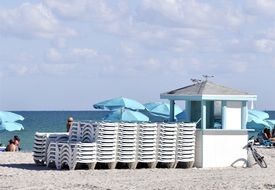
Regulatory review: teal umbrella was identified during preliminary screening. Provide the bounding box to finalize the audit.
[246,110,272,131]
[266,119,275,127]
[144,102,182,117]
[93,97,145,110]
[0,111,24,122]
[0,122,24,132]
[248,110,269,120]
[104,108,149,122]
[0,111,24,131]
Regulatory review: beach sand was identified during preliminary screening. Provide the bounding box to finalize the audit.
[0,148,275,190]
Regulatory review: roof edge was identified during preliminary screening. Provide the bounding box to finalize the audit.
[160,93,257,101]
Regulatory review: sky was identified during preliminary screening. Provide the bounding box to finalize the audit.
[0,0,275,111]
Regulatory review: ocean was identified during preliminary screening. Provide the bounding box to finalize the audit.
[1,110,275,152]
[0,111,110,152]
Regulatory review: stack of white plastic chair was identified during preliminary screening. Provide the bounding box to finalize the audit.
[138,123,158,168]
[157,123,178,168]
[46,141,60,168]
[57,142,73,170]
[96,122,118,169]
[33,132,69,165]
[33,132,48,165]
[47,133,69,142]
[176,123,196,167]
[70,142,97,170]
[69,122,82,142]
[117,123,138,169]
[81,122,97,143]
[69,121,97,143]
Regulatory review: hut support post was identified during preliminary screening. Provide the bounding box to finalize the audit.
[201,100,206,129]
[222,101,227,129]
[241,101,247,129]
[169,100,175,122]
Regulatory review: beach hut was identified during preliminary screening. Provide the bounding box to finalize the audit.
[160,80,257,168]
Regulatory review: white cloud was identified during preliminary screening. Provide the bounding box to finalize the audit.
[40,63,75,75]
[7,64,39,76]
[138,0,244,29]
[16,52,34,62]
[0,2,76,39]
[44,0,118,22]
[244,0,275,18]
[71,48,98,58]
[228,62,248,73]
[46,48,62,62]
[254,39,274,53]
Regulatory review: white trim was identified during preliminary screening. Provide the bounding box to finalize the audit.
[201,101,206,129]
[241,101,247,129]
[160,94,257,101]
[222,101,227,129]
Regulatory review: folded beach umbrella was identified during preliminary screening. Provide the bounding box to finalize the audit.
[248,110,269,120]
[144,102,182,117]
[246,112,271,131]
[0,122,24,131]
[176,111,186,121]
[0,111,24,132]
[0,111,24,122]
[104,108,149,122]
[93,97,145,110]
[266,120,275,130]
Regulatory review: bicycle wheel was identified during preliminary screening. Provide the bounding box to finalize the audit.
[252,150,267,168]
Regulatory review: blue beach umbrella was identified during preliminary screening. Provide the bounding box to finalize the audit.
[0,111,24,132]
[248,110,269,120]
[176,111,186,121]
[0,111,24,123]
[0,122,24,132]
[266,120,275,127]
[144,102,182,117]
[246,110,272,131]
[93,97,145,110]
[104,108,149,122]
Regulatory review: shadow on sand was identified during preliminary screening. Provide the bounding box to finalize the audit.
[0,163,52,171]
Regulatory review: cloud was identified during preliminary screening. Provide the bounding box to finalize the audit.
[16,52,34,62]
[228,61,248,73]
[0,2,76,39]
[46,48,62,62]
[254,39,274,53]
[244,0,275,18]
[44,0,118,22]
[138,0,244,29]
[7,64,39,76]
[71,48,98,58]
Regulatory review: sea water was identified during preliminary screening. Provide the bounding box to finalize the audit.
[1,110,274,152]
[0,111,110,151]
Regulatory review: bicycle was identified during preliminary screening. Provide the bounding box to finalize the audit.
[245,136,267,168]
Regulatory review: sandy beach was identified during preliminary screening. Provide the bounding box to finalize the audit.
[0,148,274,190]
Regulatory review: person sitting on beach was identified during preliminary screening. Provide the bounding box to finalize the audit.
[272,128,275,137]
[5,139,16,152]
[14,135,21,151]
[257,128,273,146]
[270,128,275,142]
[263,128,271,140]
[66,117,74,132]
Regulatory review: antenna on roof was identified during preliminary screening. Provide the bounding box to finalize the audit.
[191,78,202,84]
[202,75,214,81]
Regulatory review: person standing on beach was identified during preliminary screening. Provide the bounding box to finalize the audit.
[66,117,74,132]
